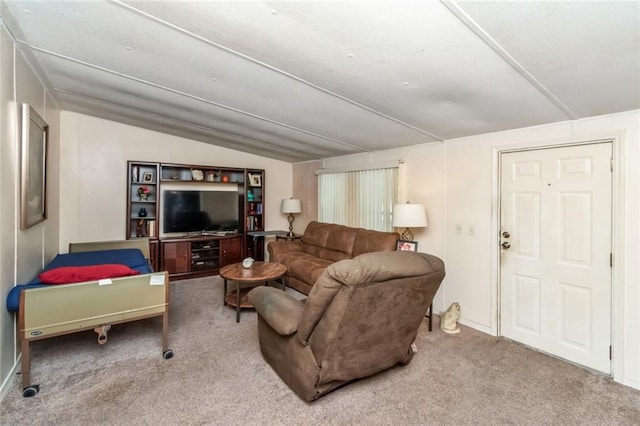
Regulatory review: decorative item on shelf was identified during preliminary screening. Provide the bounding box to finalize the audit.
[222,175,229,182]
[191,169,204,181]
[132,166,139,182]
[242,257,254,269]
[136,219,147,237]
[281,198,302,237]
[180,169,192,180]
[247,190,254,202]
[392,201,427,241]
[171,172,179,180]
[213,171,221,182]
[137,185,151,201]
[249,173,262,187]
[142,172,153,183]
[138,207,147,218]
[206,171,215,182]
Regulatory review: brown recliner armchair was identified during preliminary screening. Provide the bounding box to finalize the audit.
[248,251,445,401]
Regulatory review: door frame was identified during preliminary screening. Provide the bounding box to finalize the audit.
[491,134,625,379]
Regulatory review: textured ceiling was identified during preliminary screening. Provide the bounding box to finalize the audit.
[2,1,639,163]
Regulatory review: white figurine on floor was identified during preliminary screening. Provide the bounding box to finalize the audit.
[440,302,461,334]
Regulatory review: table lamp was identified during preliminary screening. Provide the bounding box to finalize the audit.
[392,202,427,241]
[281,198,302,237]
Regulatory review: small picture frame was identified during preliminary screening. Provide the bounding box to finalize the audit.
[249,173,262,187]
[396,240,418,252]
[142,172,154,183]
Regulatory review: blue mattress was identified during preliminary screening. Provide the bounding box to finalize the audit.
[6,248,152,312]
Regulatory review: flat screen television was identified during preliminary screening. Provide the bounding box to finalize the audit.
[162,189,240,235]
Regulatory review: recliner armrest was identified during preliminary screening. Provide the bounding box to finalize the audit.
[248,287,304,336]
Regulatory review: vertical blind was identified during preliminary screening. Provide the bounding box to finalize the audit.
[318,167,398,231]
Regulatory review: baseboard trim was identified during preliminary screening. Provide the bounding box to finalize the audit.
[0,354,21,402]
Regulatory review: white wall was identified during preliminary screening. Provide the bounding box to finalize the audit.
[0,25,61,396]
[321,110,640,390]
[443,111,640,390]
[58,112,293,250]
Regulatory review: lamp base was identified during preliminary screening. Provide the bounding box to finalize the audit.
[287,213,295,237]
[400,228,414,241]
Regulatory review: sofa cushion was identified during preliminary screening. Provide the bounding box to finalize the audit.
[302,221,358,258]
[302,245,352,263]
[352,228,399,257]
[301,221,331,249]
[279,252,334,289]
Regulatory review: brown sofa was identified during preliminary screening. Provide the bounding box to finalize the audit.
[248,251,446,401]
[267,221,399,295]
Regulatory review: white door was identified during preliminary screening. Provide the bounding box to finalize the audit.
[499,142,612,374]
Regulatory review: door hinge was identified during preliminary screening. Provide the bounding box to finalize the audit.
[610,157,614,172]
[610,252,613,267]
[610,345,613,360]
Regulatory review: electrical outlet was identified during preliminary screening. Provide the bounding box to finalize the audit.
[456,224,463,235]
[467,224,475,236]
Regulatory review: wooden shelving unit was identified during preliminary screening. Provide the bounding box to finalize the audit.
[245,169,265,259]
[127,161,160,240]
[126,161,265,278]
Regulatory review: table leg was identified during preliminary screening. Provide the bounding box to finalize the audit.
[21,338,30,390]
[253,236,258,260]
[223,278,227,306]
[236,281,241,323]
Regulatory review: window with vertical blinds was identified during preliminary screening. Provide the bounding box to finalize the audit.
[318,167,398,231]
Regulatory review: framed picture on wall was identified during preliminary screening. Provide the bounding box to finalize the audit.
[396,240,418,252]
[142,172,154,183]
[20,104,48,229]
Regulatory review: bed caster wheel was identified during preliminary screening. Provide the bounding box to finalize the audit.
[163,349,174,360]
[23,385,40,397]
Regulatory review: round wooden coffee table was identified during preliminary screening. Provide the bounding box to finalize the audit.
[220,262,287,322]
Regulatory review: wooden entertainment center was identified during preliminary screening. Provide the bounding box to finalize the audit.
[126,161,265,279]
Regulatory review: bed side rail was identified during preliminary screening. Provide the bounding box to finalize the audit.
[19,271,168,340]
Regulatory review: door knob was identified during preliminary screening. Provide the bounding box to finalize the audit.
[501,242,511,249]
[502,231,510,238]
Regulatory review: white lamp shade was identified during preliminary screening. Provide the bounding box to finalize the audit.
[392,203,427,228]
[281,198,302,214]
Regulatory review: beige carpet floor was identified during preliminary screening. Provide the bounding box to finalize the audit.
[1,276,639,425]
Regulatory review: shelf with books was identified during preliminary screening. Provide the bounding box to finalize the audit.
[127,161,159,239]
